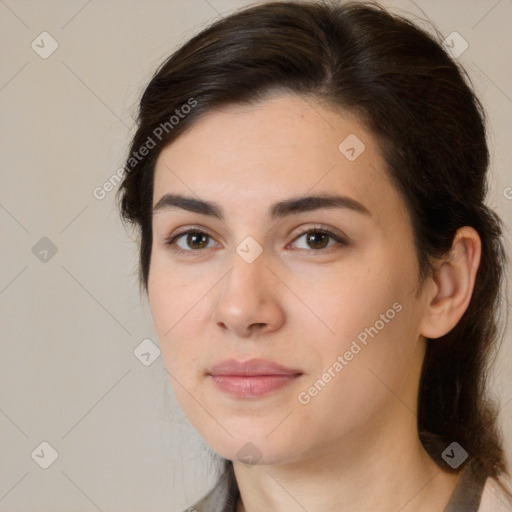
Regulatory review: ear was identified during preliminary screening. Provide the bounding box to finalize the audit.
[419,226,482,339]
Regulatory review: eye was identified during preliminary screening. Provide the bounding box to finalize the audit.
[290,228,347,251]
[165,229,217,253]
[164,225,348,255]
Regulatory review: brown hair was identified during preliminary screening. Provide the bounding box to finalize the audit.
[117,0,510,495]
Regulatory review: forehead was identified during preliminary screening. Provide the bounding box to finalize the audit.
[152,94,403,226]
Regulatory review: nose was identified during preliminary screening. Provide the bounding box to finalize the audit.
[211,251,286,338]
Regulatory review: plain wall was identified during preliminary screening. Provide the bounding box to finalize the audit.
[1,1,511,510]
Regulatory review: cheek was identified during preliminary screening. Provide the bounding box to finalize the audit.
[304,254,410,340]
[296,297,419,440]
[307,248,420,384]
[147,264,203,374]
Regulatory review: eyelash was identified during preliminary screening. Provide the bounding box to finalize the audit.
[163,225,348,256]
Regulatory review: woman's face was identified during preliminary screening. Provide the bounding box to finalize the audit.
[149,93,429,466]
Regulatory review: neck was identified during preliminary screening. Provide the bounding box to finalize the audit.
[233,412,460,512]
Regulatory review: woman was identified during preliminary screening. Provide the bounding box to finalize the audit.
[117,1,511,510]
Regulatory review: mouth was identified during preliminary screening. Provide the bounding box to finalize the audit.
[207,358,304,398]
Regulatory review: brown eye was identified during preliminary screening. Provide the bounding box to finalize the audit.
[305,232,330,249]
[185,231,210,249]
[292,228,346,251]
[166,230,217,252]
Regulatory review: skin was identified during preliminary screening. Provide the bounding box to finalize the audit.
[148,93,481,512]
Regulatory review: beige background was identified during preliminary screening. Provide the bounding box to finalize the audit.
[0,0,511,511]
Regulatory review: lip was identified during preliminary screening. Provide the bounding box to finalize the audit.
[208,358,303,398]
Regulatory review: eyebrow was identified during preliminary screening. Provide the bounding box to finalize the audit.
[153,192,371,220]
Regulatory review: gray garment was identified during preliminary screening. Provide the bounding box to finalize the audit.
[185,457,488,512]
[186,466,238,512]
[444,458,488,512]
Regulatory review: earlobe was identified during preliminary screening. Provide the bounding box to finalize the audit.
[419,227,482,339]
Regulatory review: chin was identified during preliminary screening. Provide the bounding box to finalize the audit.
[204,431,303,468]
